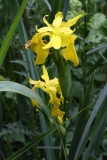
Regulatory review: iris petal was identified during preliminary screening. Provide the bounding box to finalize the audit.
[51,108,65,117]
[43,15,52,27]
[65,14,82,27]
[36,26,54,33]
[31,34,49,64]
[59,27,74,35]
[62,35,79,66]
[43,35,61,49]
[41,66,49,82]
[60,35,69,47]
[53,12,63,28]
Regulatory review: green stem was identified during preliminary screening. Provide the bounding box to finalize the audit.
[56,117,68,159]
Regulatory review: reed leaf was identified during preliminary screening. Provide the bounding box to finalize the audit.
[73,83,107,160]
[0,0,28,67]
[68,71,95,160]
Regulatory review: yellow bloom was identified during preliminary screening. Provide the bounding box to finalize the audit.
[52,108,65,117]
[31,99,39,111]
[30,84,39,111]
[30,11,82,65]
[29,66,64,117]
[57,116,63,124]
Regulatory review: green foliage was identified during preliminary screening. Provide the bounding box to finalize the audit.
[68,71,95,159]
[0,0,28,67]
[0,122,41,138]
[86,13,107,43]
[0,0,107,160]
[67,0,86,19]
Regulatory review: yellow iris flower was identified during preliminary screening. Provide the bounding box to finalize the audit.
[29,66,64,117]
[30,12,82,65]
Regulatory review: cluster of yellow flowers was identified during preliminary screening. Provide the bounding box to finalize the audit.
[25,11,82,117]
[29,66,64,117]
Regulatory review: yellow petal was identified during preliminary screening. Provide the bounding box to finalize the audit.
[31,99,38,107]
[29,78,37,85]
[35,48,49,65]
[59,27,74,35]
[57,116,63,124]
[60,35,69,47]
[31,34,39,53]
[49,94,61,108]
[48,78,59,88]
[41,66,49,82]
[51,108,58,116]
[30,86,40,112]
[36,26,54,33]
[43,15,52,28]
[48,85,57,94]
[43,35,61,49]
[60,21,66,27]
[29,78,45,88]
[57,109,65,117]
[57,84,64,103]
[65,14,82,28]
[31,34,49,65]
[51,108,65,117]
[52,12,63,28]
[62,35,79,66]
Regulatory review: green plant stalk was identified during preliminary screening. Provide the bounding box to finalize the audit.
[52,50,71,154]
[51,49,72,99]
[56,51,72,99]
[52,49,71,158]
[0,0,28,67]
[56,116,68,159]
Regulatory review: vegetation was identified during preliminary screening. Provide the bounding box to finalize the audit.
[0,0,107,159]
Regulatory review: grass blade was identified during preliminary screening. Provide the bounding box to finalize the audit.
[82,110,107,160]
[74,83,107,160]
[7,126,58,160]
[0,0,28,67]
[68,71,95,160]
